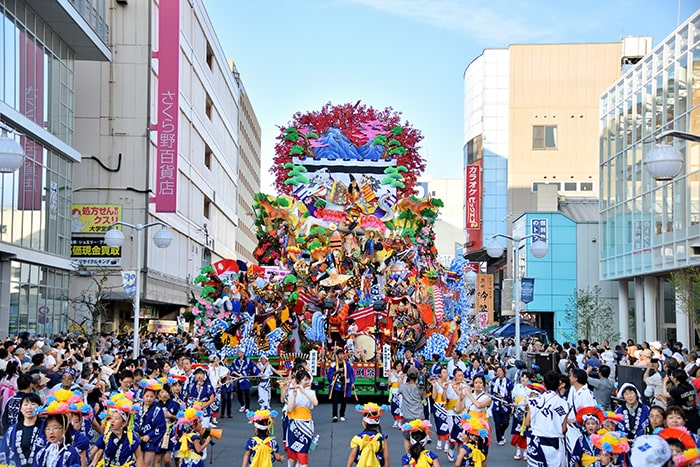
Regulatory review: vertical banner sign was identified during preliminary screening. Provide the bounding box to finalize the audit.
[465,161,483,251]
[18,31,44,211]
[122,270,137,297]
[155,0,180,212]
[531,218,547,243]
[521,277,535,304]
[475,273,494,325]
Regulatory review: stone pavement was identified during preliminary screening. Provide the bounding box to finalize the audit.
[208,397,521,466]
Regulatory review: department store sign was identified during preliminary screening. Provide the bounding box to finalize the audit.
[71,237,121,267]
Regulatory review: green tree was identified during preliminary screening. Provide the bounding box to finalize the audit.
[564,286,619,343]
[669,266,700,347]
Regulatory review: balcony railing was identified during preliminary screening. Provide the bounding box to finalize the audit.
[68,0,109,44]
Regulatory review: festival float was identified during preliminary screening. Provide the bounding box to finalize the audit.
[186,102,476,395]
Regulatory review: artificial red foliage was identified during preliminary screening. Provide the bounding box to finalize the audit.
[272,101,425,198]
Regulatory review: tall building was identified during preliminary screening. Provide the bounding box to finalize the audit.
[0,0,110,337]
[70,0,260,333]
[600,12,700,346]
[463,41,641,331]
[231,61,261,264]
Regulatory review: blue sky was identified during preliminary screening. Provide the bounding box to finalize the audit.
[203,0,698,192]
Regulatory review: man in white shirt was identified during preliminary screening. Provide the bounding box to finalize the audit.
[565,368,597,457]
[446,349,467,381]
[524,371,569,467]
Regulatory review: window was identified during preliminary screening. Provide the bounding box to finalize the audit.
[564,182,577,191]
[203,197,211,219]
[206,42,214,70]
[204,145,212,170]
[533,125,558,149]
[580,182,594,191]
[532,182,560,192]
[205,95,213,120]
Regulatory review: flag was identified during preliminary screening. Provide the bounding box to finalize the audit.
[349,306,388,332]
[213,259,239,275]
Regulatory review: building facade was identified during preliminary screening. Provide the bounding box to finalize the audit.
[70,0,260,333]
[0,0,110,338]
[600,12,700,346]
[464,42,630,331]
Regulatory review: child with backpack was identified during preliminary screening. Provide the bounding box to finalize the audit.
[241,409,285,467]
[346,403,390,467]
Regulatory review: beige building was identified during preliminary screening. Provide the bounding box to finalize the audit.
[71,0,260,333]
[231,61,262,263]
[463,40,647,328]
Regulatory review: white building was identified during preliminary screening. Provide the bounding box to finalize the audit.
[70,0,260,333]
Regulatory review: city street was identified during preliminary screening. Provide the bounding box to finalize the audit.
[208,396,518,466]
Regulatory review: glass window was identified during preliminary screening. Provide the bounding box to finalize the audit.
[581,182,594,192]
[532,125,557,149]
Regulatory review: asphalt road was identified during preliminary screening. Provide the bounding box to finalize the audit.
[208,396,521,467]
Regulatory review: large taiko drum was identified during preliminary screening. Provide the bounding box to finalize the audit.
[354,334,376,361]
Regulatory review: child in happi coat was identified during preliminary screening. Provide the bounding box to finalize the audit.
[590,430,630,467]
[175,405,212,467]
[242,409,285,467]
[455,414,488,467]
[89,393,143,467]
[401,420,440,467]
[346,403,390,467]
[136,379,167,467]
[185,365,216,428]
[570,406,604,467]
[157,381,182,467]
[69,412,94,467]
[657,427,698,456]
[34,389,92,467]
[602,411,624,432]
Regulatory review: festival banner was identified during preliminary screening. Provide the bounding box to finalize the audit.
[154,0,180,212]
[122,270,137,297]
[521,277,535,304]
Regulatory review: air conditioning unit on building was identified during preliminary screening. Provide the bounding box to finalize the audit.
[621,36,653,65]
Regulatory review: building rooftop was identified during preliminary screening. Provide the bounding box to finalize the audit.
[559,198,600,223]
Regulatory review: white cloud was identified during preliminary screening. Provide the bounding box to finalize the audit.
[342,0,559,45]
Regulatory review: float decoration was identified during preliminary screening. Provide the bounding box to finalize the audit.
[187,102,476,366]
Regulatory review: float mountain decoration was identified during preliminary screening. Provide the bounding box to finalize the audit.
[188,103,475,362]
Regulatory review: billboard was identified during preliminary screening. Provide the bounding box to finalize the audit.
[71,204,122,233]
[476,273,494,325]
[70,237,121,267]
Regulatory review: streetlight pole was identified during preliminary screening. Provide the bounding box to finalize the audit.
[486,233,548,360]
[104,221,173,359]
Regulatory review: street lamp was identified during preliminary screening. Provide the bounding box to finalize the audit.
[0,128,25,173]
[645,130,700,181]
[486,234,548,359]
[104,222,173,359]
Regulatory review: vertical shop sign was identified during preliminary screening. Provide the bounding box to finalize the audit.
[155,0,180,212]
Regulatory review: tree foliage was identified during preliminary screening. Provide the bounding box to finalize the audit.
[563,286,619,344]
[668,266,700,346]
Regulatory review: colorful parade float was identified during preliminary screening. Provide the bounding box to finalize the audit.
[187,102,476,395]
